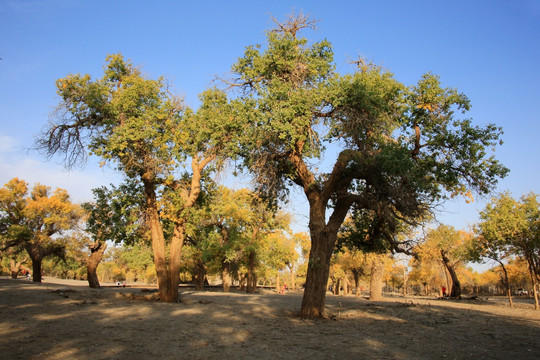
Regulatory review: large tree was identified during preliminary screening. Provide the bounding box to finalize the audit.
[36,54,242,302]
[0,178,81,282]
[229,14,508,318]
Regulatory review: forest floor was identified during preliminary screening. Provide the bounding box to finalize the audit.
[1,277,539,360]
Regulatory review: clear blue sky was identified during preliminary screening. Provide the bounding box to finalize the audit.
[1,0,539,238]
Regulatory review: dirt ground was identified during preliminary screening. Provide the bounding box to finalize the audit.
[1,277,539,360]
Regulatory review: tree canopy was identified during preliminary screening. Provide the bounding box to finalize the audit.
[36,54,245,302]
[228,13,508,318]
[0,178,81,282]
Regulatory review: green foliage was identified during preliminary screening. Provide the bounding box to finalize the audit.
[476,192,540,280]
[231,15,507,253]
[82,180,147,246]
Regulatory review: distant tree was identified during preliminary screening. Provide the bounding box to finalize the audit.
[476,192,540,309]
[0,178,81,282]
[82,181,146,288]
[230,13,507,317]
[416,225,472,298]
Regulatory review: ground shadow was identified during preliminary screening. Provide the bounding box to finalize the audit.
[1,279,539,359]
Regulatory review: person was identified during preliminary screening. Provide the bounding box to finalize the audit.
[442,286,446,297]
[26,272,31,281]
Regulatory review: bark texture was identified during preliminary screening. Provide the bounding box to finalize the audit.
[369,261,384,301]
[87,241,107,289]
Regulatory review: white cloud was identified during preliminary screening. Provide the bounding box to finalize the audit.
[0,134,19,153]
[0,149,121,203]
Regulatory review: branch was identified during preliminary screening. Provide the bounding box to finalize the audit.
[321,149,357,204]
[270,11,318,38]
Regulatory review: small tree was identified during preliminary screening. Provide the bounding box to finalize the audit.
[0,178,81,282]
[82,181,146,288]
[476,192,540,309]
[416,225,472,298]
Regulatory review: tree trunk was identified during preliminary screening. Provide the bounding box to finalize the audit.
[194,258,205,291]
[352,269,361,296]
[10,259,22,279]
[275,272,281,294]
[166,224,185,300]
[527,262,539,310]
[497,260,513,308]
[341,277,349,295]
[144,180,177,302]
[403,268,408,297]
[300,227,335,318]
[333,279,340,295]
[287,264,296,290]
[369,261,384,301]
[246,250,256,293]
[31,257,42,283]
[441,250,461,298]
[222,261,232,292]
[87,240,107,289]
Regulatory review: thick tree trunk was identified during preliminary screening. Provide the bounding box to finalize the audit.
[246,250,256,293]
[144,180,177,302]
[222,261,232,292]
[369,261,384,301]
[441,250,461,298]
[341,277,349,295]
[31,257,42,283]
[352,269,361,296]
[87,240,107,289]
[300,228,335,318]
[165,224,185,300]
[333,279,340,295]
[194,258,205,291]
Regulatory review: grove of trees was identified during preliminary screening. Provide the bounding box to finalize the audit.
[2,14,538,319]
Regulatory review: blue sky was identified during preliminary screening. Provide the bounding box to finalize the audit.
[1,0,539,240]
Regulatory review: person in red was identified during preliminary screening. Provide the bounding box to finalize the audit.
[442,286,447,297]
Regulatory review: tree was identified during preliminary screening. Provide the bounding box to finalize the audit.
[230,13,507,317]
[415,225,473,298]
[0,178,81,282]
[82,181,146,288]
[36,54,242,302]
[476,192,540,309]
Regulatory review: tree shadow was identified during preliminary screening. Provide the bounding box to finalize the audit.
[1,279,539,359]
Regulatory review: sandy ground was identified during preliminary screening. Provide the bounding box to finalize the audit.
[1,277,539,360]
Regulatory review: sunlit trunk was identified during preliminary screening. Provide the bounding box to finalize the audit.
[497,260,513,307]
[246,250,256,293]
[441,250,461,298]
[144,180,177,302]
[222,261,232,292]
[300,227,335,318]
[369,261,384,301]
[87,240,107,289]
